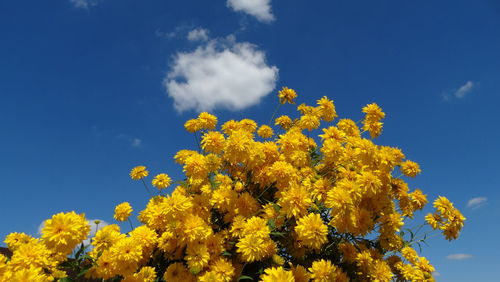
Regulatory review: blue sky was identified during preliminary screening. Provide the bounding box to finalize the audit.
[1,0,499,280]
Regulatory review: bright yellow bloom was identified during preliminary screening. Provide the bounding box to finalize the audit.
[317,96,337,122]
[295,213,328,250]
[260,267,295,282]
[236,234,276,262]
[184,118,202,132]
[291,265,310,282]
[401,160,421,177]
[4,232,37,251]
[278,185,312,218]
[278,86,297,104]
[198,112,218,130]
[152,173,172,190]
[362,103,385,120]
[309,259,348,282]
[130,166,149,180]
[114,202,133,222]
[299,114,320,131]
[201,131,226,153]
[7,266,53,282]
[91,224,125,253]
[210,258,235,281]
[185,243,210,274]
[275,115,293,130]
[41,211,90,255]
[337,118,360,137]
[257,125,274,138]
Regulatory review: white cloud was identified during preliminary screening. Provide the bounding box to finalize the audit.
[131,138,142,147]
[164,36,279,112]
[453,81,474,99]
[446,253,473,260]
[227,0,275,23]
[187,28,210,42]
[467,197,487,209]
[70,0,98,9]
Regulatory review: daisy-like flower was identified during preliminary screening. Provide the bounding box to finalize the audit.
[41,211,90,255]
[278,87,297,104]
[152,173,172,190]
[401,160,421,177]
[130,166,149,180]
[114,202,133,222]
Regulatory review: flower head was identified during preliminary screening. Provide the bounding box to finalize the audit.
[114,202,133,222]
[152,173,172,190]
[278,87,297,104]
[130,166,149,180]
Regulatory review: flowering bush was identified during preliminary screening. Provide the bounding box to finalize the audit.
[1,88,465,281]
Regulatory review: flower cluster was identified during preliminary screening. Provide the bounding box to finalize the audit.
[2,212,89,281]
[1,87,465,281]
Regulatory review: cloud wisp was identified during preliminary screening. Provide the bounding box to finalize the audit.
[165,35,279,113]
[443,81,475,101]
[467,197,487,209]
[446,253,473,260]
[454,81,474,99]
[227,0,275,23]
[70,0,98,9]
[187,28,210,42]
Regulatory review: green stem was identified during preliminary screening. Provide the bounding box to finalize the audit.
[141,178,153,197]
[194,131,202,152]
[268,102,282,126]
[128,218,134,231]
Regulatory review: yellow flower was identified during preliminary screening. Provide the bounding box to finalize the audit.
[152,173,172,190]
[210,258,235,281]
[401,160,421,177]
[317,96,337,122]
[278,185,312,218]
[362,103,385,121]
[337,118,360,137]
[114,202,133,222]
[295,213,328,250]
[41,211,90,255]
[8,240,58,273]
[4,232,37,251]
[309,259,348,282]
[91,224,125,253]
[298,114,320,131]
[291,264,310,282]
[275,115,293,130]
[257,125,274,138]
[7,266,53,282]
[278,86,297,104]
[130,166,149,180]
[201,131,226,153]
[260,267,295,282]
[185,243,210,274]
[198,112,218,130]
[164,263,194,282]
[236,234,276,262]
[184,118,202,132]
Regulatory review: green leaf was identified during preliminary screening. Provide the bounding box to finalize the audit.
[222,251,232,257]
[239,275,254,281]
[267,219,276,230]
[270,231,286,237]
[74,243,86,259]
[78,267,91,277]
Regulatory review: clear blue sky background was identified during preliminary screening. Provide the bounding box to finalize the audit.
[1,0,499,281]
